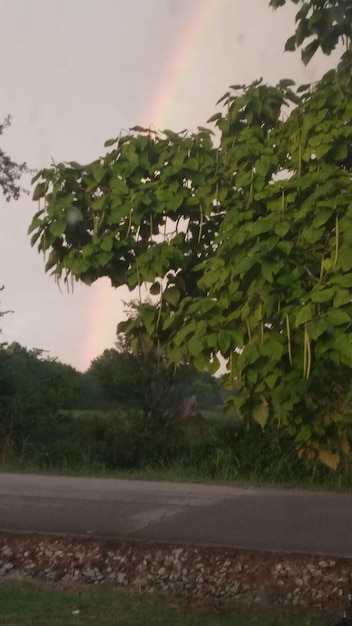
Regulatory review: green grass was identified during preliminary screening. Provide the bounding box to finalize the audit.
[1,459,351,494]
[3,408,352,492]
[0,581,331,626]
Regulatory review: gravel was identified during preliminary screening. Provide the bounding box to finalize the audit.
[0,532,351,613]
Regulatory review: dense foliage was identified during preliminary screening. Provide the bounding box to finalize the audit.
[28,1,352,466]
[270,0,352,64]
[0,343,83,446]
[88,345,222,417]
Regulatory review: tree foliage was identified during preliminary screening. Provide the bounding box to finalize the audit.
[28,2,352,466]
[0,343,81,446]
[0,116,28,202]
[0,285,12,327]
[88,340,222,418]
[270,0,352,64]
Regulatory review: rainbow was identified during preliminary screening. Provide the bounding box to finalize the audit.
[80,0,224,371]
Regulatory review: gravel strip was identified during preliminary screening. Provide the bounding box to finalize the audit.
[0,532,351,612]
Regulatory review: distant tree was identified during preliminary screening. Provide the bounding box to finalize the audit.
[0,116,28,202]
[0,285,12,329]
[88,324,222,419]
[0,342,84,450]
[0,116,28,333]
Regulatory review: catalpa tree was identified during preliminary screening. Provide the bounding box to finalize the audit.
[29,0,352,468]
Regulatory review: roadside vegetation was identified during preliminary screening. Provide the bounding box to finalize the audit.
[0,581,333,626]
[0,339,351,490]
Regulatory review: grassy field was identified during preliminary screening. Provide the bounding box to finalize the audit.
[0,582,332,626]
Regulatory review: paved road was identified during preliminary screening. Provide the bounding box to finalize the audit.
[0,473,351,556]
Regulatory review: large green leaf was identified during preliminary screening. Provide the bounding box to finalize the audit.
[253,404,269,429]
[295,306,313,327]
[32,182,47,201]
[327,308,351,325]
[163,286,181,307]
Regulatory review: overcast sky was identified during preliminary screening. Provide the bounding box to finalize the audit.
[0,0,339,371]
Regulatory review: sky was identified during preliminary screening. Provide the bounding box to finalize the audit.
[0,0,340,372]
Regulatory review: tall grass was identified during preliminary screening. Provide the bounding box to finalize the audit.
[2,409,351,490]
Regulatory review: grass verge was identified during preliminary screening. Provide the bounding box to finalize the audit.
[0,581,332,626]
[1,460,351,493]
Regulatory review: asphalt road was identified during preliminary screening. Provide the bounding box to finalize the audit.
[1,473,351,556]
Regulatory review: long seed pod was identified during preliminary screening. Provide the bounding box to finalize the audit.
[333,214,339,268]
[304,324,311,379]
[126,209,132,238]
[136,264,141,303]
[246,168,254,208]
[93,214,99,237]
[150,212,153,240]
[286,314,292,366]
[155,286,163,332]
[259,301,264,343]
[198,207,204,243]
[303,327,307,378]
[306,326,311,379]
[298,143,302,178]
[246,318,252,343]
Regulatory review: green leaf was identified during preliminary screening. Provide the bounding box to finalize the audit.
[28,215,43,234]
[301,40,319,65]
[92,165,105,184]
[332,143,348,161]
[262,262,274,282]
[295,305,313,327]
[207,112,222,123]
[327,308,351,326]
[130,125,150,133]
[150,282,161,295]
[30,231,41,246]
[188,335,204,357]
[49,220,66,237]
[101,236,113,252]
[308,318,329,341]
[111,178,129,195]
[253,404,269,429]
[274,221,290,237]
[285,35,297,51]
[318,449,340,470]
[217,330,231,354]
[104,137,118,147]
[312,209,332,228]
[333,290,351,308]
[32,182,47,201]
[331,274,352,288]
[163,286,180,306]
[279,78,296,88]
[310,288,335,303]
[260,338,283,361]
[337,247,352,271]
